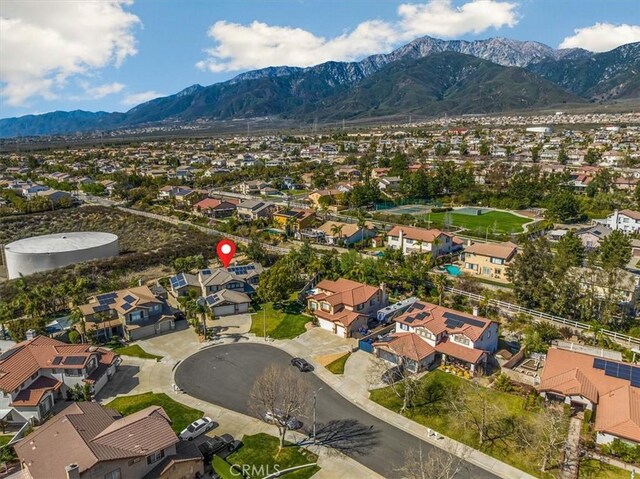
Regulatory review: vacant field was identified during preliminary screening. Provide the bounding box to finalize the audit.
[427,210,531,234]
[0,206,218,301]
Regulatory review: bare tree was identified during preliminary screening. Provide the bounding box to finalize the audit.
[515,407,566,473]
[396,443,470,479]
[250,364,311,449]
[368,346,422,414]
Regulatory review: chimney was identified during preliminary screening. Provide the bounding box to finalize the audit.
[472,306,479,317]
[65,464,80,479]
[138,279,143,287]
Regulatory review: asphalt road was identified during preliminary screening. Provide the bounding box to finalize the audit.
[175,343,498,479]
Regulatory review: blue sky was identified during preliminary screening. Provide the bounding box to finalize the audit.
[1,0,639,119]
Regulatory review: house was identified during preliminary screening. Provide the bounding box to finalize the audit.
[577,225,613,250]
[462,241,518,282]
[157,185,197,204]
[78,285,175,342]
[307,279,388,338]
[538,347,640,445]
[0,336,119,425]
[169,264,262,316]
[192,198,237,218]
[236,180,269,195]
[14,402,203,479]
[307,189,342,208]
[273,208,316,233]
[237,199,276,221]
[373,301,498,374]
[315,221,376,245]
[602,209,640,233]
[36,189,72,205]
[386,225,460,257]
[377,176,402,192]
[100,180,117,196]
[569,266,640,314]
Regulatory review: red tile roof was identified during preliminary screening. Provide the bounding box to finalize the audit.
[464,241,518,260]
[387,225,449,243]
[11,376,62,407]
[313,278,381,307]
[374,333,435,362]
[435,337,485,364]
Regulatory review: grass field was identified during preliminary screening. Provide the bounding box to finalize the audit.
[222,433,320,479]
[251,300,310,340]
[325,353,351,374]
[106,392,203,433]
[427,210,531,234]
[112,344,163,361]
[370,370,565,478]
[0,435,13,447]
[578,459,629,479]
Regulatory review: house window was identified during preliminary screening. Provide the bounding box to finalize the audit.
[356,303,364,311]
[400,323,409,331]
[147,450,165,465]
[104,469,121,479]
[465,263,477,271]
[490,257,504,265]
[494,269,501,275]
[320,303,330,312]
[482,267,491,276]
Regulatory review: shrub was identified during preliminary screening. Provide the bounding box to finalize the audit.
[68,330,80,344]
[492,373,514,392]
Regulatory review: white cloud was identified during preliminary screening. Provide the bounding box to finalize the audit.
[197,0,519,73]
[0,0,140,106]
[559,23,640,52]
[398,0,518,38]
[72,81,125,100]
[121,90,163,106]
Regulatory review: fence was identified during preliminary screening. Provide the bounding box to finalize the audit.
[357,324,396,354]
[441,284,640,349]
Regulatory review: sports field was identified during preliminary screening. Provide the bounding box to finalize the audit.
[428,210,531,234]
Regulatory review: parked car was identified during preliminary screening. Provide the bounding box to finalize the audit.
[291,357,314,372]
[198,434,241,462]
[179,417,216,440]
[264,410,303,430]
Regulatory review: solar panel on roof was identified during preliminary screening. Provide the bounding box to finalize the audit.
[123,294,136,303]
[412,303,425,310]
[416,312,427,320]
[604,362,618,377]
[201,269,212,276]
[632,378,640,388]
[443,311,486,329]
[632,368,640,381]
[63,356,85,365]
[52,356,62,365]
[121,303,133,311]
[405,316,415,324]
[618,364,632,380]
[593,358,606,370]
[93,304,110,313]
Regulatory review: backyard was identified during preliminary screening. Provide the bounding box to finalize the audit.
[251,300,310,340]
[106,392,203,433]
[215,433,320,479]
[370,370,566,478]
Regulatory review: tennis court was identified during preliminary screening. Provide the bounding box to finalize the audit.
[455,207,493,216]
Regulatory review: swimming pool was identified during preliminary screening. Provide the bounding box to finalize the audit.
[444,264,462,276]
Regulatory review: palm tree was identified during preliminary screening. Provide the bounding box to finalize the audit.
[431,273,451,306]
[330,223,344,245]
[355,212,368,249]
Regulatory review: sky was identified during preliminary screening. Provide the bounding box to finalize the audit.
[1,0,639,119]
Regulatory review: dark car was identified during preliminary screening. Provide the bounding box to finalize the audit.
[198,434,241,462]
[291,357,314,372]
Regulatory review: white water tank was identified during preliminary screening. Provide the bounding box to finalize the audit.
[4,232,119,279]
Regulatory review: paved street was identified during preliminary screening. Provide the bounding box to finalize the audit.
[175,343,498,479]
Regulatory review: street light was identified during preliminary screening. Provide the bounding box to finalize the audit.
[263,307,267,342]
[312,387,323,444]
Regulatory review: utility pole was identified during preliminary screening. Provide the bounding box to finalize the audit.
[312,387,322,444]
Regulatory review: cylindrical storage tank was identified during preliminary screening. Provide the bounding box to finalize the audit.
[4,232,119,279]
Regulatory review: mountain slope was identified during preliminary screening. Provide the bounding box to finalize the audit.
[527,42,640,100]
[309,52,583,120]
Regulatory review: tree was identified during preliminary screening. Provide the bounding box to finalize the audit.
[507,238,554,309]
[545,190,581,223]
[516,408,566,473]
[554,230,585,271]
[396,443,470,479]
[250,364,311,449]
[257,257,300,304]
[246,236,268,264]
[431,273,450,306]
[599,230,632,270]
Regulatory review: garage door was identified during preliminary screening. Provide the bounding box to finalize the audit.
[158,320,173,333]
[214,305,236,317]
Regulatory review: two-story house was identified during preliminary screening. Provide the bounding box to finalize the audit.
[307,278,388,338]
[273,208,316,233]
[236,180,269,195]
[373,302,498,374]
[602,209,640,233]
[169,264,263,317]
[78,286,175,342]
[386,225,460,257]
[236,200,276,221]
[0,336,119,425]
[461,241,518,282]
[192,198,238,218]
[15,402,203,479]
[315,221,377,246]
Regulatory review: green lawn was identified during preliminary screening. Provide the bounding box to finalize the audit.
[325,353,351,374]
[0,435,13,447]
[251,300,310,340]
[427,210,530,234]
[112,344,163,361]
[106,392,203,433]
[579,459,629,479]
[219,433,320,479]
[370,370,563,478]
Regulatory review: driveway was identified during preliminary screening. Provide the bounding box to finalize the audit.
[175,343,497,479]
[289,327,355,362]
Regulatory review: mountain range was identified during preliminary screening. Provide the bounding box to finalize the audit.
[1,36,639,138]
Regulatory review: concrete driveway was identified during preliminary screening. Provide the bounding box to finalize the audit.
[290,327,355,364]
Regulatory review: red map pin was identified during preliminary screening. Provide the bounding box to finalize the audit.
[216,239,236,268]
